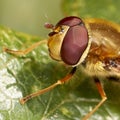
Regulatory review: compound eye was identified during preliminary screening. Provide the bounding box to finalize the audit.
[61,24,88,65]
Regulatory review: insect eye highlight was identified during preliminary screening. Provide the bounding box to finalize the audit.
[59,26,64,33]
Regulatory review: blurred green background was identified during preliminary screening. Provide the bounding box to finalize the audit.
[0,0,63,36]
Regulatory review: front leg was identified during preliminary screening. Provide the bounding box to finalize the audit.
[3,39,47,56]
[20,67,77,104]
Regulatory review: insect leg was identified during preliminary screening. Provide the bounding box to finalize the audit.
[20,67,76,104]
[3,39,47,56]
[82,77,107,120]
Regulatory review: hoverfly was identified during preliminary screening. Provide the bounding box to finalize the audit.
[4,16,120,120]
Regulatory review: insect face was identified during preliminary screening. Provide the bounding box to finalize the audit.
[48,25,69,61]
[48,16,90,66]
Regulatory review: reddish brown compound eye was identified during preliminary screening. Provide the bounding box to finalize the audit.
[58,16,89,65]
[56,16,83,27]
